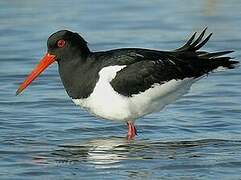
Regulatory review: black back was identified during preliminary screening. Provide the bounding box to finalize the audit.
[48,29,238,99]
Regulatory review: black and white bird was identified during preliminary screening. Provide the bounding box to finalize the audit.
[16,28,239,139]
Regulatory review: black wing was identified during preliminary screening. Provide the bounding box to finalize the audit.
[110,28,238,97]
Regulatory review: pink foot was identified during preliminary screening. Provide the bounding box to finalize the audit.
[127,121,137,140]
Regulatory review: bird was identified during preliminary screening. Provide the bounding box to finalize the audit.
[16,28,239,140]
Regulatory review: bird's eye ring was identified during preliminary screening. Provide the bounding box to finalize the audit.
[57,39,66,48]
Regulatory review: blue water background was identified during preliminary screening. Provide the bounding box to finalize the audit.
[0,0,241,179]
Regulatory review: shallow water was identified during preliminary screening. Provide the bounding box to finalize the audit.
[0,0,241,179]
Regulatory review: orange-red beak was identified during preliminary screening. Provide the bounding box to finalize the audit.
[16,53,56,95]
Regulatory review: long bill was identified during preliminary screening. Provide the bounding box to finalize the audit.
[16,53,56,95]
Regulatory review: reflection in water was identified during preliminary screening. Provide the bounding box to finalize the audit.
[32,155,50,165]
[52,138,241,170]
[53,137,130,168]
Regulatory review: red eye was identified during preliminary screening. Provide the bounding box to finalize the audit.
[57,39,66,48]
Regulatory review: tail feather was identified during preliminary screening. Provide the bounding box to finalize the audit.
[175,28,239,72]
[199,51,234,58]
[190,27,207,48]
[194,33,212,51]
[202,56,239,70]
[175,27,213,52]
[199,50,238,70]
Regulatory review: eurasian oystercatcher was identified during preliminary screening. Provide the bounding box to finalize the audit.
[16,28,239,139]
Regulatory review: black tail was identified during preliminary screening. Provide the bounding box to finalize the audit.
[198,51,238,70]
[175,28,239,71]
[175,27,212,52]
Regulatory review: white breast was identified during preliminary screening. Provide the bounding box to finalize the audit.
[72,66,130,121]
[72,66,197,122]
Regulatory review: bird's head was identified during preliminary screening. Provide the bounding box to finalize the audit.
[47,30,89,61]
[16,30,90,95]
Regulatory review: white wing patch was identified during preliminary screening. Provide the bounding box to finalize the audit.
[73,66,198,122]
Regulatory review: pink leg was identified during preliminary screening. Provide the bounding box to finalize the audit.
[127,121,137,140]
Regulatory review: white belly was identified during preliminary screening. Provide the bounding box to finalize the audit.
[72,66,197,122]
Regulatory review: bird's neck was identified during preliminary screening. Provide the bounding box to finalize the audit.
[57,53,100,99]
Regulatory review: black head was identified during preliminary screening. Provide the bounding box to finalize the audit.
[47,30,90,61]
[16,30,91,95]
